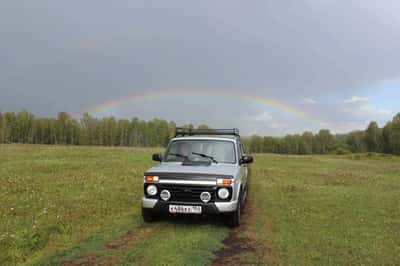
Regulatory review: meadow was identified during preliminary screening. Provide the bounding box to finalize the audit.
[1,144,399,265]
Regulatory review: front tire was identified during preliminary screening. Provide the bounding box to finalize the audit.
[225,198,241,227]
[142,208,156,222]
[241,185,248,211]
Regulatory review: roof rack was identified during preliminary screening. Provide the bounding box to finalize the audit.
[175,127,240,137]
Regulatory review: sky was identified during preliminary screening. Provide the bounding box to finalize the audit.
[1,0,400,136]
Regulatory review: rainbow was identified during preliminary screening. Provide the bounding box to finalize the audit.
[81,89,321,124]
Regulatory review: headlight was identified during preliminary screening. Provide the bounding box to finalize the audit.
[217,188,230,199]
[146,185,157,196]
[160,190,171,201]
[200,192,211,203]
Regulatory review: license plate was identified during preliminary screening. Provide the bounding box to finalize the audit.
[169,205,202,214]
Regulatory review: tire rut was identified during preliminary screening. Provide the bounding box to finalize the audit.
[61,223,159,266]
[211,200,275,266]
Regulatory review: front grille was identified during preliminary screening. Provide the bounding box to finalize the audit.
[157,184,216,203]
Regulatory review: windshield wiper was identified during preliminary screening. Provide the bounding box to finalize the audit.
[169,153,189,160]
[192,152,218,164]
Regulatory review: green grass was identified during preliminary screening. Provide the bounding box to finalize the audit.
[1,145,399,265]
[249,154,400,265]
[0,145,157,265]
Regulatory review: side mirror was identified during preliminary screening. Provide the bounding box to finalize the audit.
[152,153,162,162]
[240,155,253,165]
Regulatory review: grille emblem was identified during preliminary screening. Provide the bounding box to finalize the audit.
[184,188,192,193]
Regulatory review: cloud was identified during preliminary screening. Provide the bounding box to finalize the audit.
[252,111,273,122]
[343,96,392,122]
[270,122,288,129]
[303,98,317,104]
[344,96,369,104]
[355,105,392,117]
[319,121,369,134]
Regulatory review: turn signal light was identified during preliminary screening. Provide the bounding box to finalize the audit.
[217,178,232,185]
[145,175,159,182]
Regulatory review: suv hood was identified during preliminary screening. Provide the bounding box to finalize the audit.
[145,162,239,176]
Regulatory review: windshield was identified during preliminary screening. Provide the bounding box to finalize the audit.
[165,140,236,164]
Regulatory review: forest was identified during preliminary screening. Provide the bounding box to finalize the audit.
[0,110,399,155]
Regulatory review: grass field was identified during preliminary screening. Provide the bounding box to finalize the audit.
[1,144,399,265]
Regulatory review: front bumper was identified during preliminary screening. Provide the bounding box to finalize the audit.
[142,197,238,214]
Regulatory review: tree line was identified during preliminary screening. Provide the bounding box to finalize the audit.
[0,110,399,155]
[0,110,175,147]
[242,113,400,155]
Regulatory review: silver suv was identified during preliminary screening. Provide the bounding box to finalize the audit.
[141,128,253,227]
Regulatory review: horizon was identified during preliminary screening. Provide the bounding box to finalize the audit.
[1,108,398,138]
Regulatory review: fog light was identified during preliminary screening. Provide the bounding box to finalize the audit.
[200,192,211,203]
[146,184,157,196]
[217,188,229,199]
[160,189,171,201]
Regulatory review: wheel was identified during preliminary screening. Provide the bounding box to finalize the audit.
[241,185,248,210]
[225,196,241,227]
[142,208,157,222]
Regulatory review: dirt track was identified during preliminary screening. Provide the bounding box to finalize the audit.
[211,197,276,266]
[62,224,159,266]
[61,201,274,266]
